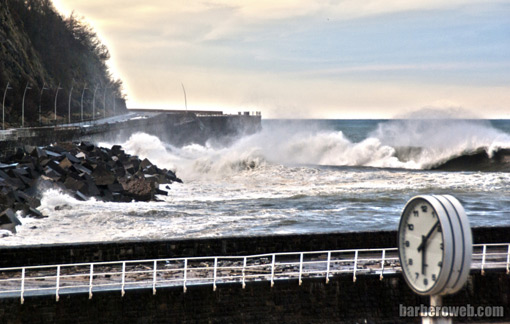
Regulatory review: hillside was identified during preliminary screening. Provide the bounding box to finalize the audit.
[0,0,127,128]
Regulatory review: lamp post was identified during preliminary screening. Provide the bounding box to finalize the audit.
[2,82,12,130]
[182,83,188,111]
[103,86,109,119]
[22,82,32,128]
[68,79,74,124]
[92,84,100,122]
[80,84,88,123]
[39,83,48,126]
[54,83,62,125]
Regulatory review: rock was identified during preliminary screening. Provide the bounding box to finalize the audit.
[14,191,40,209]
[91,164,115,186]
[24,145,37,156]
[155,188,168,196]
[35,147,48,159]
[139,158,153,170]
[64,177,87,193]
[27,207,46,219]
[0,141,183,232]
[59,157,73,170]
[72,163,92,175]
[107,183,123,193]
[79,141,95,152]
[0,208,21,233]
[75,191,88,201]
[119,177,154,201]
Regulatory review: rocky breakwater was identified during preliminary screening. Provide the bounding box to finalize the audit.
[0,142,182,235]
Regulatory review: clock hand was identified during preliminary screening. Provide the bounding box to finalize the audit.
[417,220,440,252]
[421,235,427,275]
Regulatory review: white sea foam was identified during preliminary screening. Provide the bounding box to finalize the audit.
[110,119,510,176]
[2,119,509,246]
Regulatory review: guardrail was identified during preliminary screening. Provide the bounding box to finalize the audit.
[0,244,508,304]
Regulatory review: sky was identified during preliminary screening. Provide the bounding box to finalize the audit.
[51,0,510,119]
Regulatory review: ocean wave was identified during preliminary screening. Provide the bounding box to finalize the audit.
[107,119,510,176]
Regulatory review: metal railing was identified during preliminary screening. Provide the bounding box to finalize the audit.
[0,243,508,304]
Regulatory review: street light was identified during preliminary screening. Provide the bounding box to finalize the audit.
[2,82,12,130]
[81,84,88,123]
[22,82,32,128]
[39,83,48,126]
[92,84,100,121]
[103,86,109,119]
[68,79,74,124]
[113,94,116,116]
[182,83,188,111]
[54,82,62,125]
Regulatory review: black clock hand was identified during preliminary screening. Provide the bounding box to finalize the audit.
[421,235,426,275]
[417,220,440,252]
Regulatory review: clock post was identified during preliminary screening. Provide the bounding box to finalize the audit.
[397,195,472,324]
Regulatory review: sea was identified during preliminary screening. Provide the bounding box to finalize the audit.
[2,118,510,245]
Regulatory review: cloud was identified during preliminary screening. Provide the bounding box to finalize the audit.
[51,0,510,118]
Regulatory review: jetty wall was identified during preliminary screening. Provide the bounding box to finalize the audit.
[0,112,262,158]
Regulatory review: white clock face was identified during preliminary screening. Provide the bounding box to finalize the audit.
[399,199,444,293]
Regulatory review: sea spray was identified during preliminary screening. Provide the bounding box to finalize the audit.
[4,119,509,245]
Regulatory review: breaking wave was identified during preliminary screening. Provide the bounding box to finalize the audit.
[109,119,510,177]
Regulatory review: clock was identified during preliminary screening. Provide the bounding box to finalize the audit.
[398,195,472,296]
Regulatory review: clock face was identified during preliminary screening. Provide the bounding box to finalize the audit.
[399,199,444,294]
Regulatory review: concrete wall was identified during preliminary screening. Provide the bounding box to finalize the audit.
[0,226,508,268]
[0,112,262,158]
[0,270,508,323]
[0,228,509,323]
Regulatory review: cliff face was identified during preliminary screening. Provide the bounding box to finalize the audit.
[0,0,126,128]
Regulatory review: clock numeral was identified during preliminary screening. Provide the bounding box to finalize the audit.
[405,240,410,248]
[432,274,436,282]
[423,278,428,286]
[440,243,444,250]
[437,226,442,233]
[421,205,428,213]
[413,210,419,217]
[407,224,414,231]
[438,261,442,267]
[432,211,437,218]
[415,272,419,280]
[408,258,413,266]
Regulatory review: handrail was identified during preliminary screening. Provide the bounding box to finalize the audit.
[0,243,508,304]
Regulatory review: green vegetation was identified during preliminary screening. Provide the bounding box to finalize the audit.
[0,0,127,128]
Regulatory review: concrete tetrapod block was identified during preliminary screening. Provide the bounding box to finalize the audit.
[0,208,21,233]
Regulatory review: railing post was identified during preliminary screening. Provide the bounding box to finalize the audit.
[89,263,94,299]
[325,252,331,284]
[271,254,275,287]
[380,249,386,280]
[153,260,157,295]
[353,250,358,282]
[20,268,25,305]
[213,258,217,291]
[56,265,61,302]
[183,259,188,293]
[506,244,510,275]
[298,253,303,286]
[481,245,487,276]
[242,257,247,289]
[121,262,126,297]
